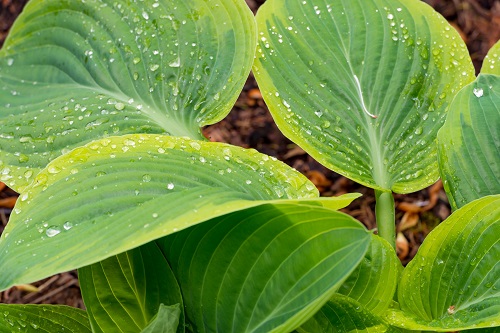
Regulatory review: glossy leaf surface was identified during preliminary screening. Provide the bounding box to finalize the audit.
[438,74,500,210]
[0,134,327,291]
[160,203,371,333]
[79,242,184,333]
[482,40,500,75]
[387,195,500,331]
[0,0,256,192]
[338,234,401,315]
[254,0,474,193]
[0,304,91,332]
[298,294,400,333]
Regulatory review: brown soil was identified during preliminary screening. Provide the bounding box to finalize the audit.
[0,0,499,308]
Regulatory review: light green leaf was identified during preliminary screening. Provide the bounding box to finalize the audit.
[298,294,401,333]
[253,0,474,193]
[0,304,91,333]
[0,0,256,192]
[141,304,181,333]
[338,234,402,315]
[79,241,184,333]
[159,203,371,333]
[437,74,500,210]
[482,40,500,75]
[0,134,363,292]
[387,195,500,331]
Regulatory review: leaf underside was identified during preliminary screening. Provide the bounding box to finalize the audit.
[253,0,474,193]
[0,0,256,192]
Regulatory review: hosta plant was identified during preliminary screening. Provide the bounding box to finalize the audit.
[0,0,498,332]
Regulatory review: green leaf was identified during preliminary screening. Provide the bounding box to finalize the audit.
[0,304,91,332]
[141,304,181,333]
[437,74,500,210]
[253,0,474,193]
[79,241,184,333]
[159,203,371,332]
[386,195,500,331]
[0,134,362,291]
[298,294,401,333]
[338,234,402,315]
[0,0,256,192]
[482,40,500,75]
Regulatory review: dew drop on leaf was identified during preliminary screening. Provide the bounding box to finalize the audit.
[46,226,61,237]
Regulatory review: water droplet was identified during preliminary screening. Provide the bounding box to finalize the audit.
[150,64,160,72]
[63,221,73,230]
[473,88,483,98]
[46,226,61,237]
[48,165,61,174]
[142,174,151,182]
[114,102,125,110]
[169,57,181,67]
[152,213,158,218]
[189,141,201,150]
[167,183,175,190]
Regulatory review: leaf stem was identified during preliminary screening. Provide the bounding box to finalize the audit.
[375,190,396,249]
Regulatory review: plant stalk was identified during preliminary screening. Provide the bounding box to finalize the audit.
[375,190,396,249]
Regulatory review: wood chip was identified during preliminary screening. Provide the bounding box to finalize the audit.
[0,197,17,208]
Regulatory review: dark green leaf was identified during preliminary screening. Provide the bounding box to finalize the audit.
[338,234,402,315]
[160,203,371,333]
[0,304,91,333]
[79,241,184,333]
[298,294,401,333]
[141,304,181,333]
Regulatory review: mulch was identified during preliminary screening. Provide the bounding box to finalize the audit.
[0,0,498,307]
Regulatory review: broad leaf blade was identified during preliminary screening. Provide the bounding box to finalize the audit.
[298,294,401,333]
[0,134,323,291]
[387,195,500,331]
[159,203,371,333]
[0,0,256,192]
[0,304,91,332]
[253,0,474,193]
[79,241,184,333]
[482,40,500,75]
[438,74,500,210]
[142,304,182,333]
[338,234,402,315]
